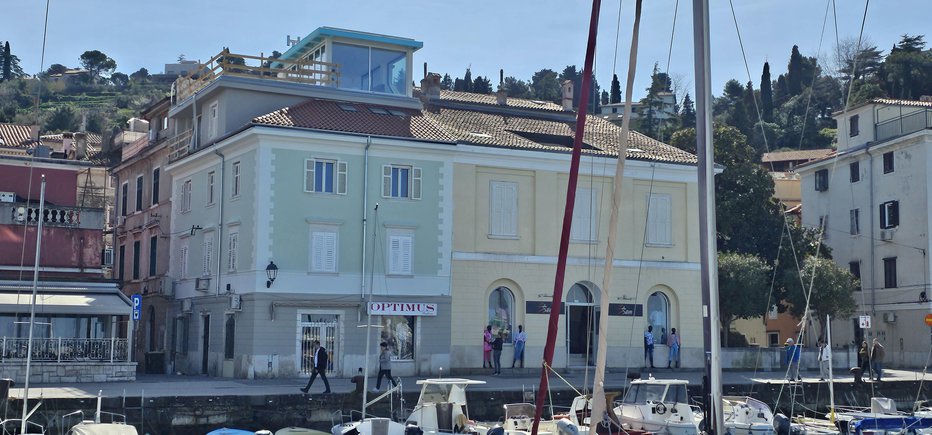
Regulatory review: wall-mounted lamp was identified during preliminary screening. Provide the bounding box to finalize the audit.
[266,261,279,288]
[190,225,202,236]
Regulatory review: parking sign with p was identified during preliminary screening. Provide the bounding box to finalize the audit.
[131,294,141,321]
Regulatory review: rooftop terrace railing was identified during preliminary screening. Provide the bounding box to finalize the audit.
[876,108,932,142]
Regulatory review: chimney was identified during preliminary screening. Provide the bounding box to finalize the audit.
[419,73,442,103]
[74,132,88,160]
[496,69,507,105]
[561,80,574,111]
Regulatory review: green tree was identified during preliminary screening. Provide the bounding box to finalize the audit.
[530,68,560,103]
[787,45,806,96]
[717,252,772,347]
[760,62,774,122]
[79,50,117,82]
[2,42,10,82]
[679,93,695,129]
[453,68,472,92]
[784,256,858,338]
[600,90,609,106]
[44,105,80,133]
[610,73,621,104]
[440,73,453,90]
[110,72,129,88]
[503,76,530,98]
[714,79,752,137]
[472,75,492,94]
[882,35,932,99]
[638,63,673,139]
[46,63,69,76]
[129,67,150,82]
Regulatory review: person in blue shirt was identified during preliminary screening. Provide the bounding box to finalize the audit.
[784,337,801,381]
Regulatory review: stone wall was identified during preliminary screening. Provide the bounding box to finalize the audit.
[0,362,137,383]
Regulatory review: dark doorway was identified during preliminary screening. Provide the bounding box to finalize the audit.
[567,305,594,362]
[201,314,210,374]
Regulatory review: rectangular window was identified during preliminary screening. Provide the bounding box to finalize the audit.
[388,233,413,275]
[818,215,829,239]
[849,161,860,183]
[489,181,518,237]
[571,187,600,241]
[102,247,113,266]
[118,245,125,281]
[310,230,338,273]
[149,235,158,277]
[120,182,128,217]
[879,200,899,229]
[180,245,189,279]
[207,102,219,139]
[203,238,213,276]
[232,162,241,197]
[304,159,347,194]
[224,315,235,360]
[135,176,143,212]
[382,165,421,199]
[850,209,860,235]
[132,240,141,280]
[380,315,415,360]
[849,114,859,137]
[181,180,192,212]
[883,257,897,288]
[883,151,894,174]
[207,171,215,205]
[646,193,672,245]
[227,232,238,272]
[152,167,160,205]
[849,261,861,290]
[814,169,829,192]
[174,317,189,354]
[767,332,779,347]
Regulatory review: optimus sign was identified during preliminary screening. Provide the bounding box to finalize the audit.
[367,302,438,316]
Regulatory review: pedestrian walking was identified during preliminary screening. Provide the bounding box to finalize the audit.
[817,340,831,381]
[492,331,504,375]
[644,325,655,368]
[667,328,680,369]
[375,342,397,392]
[483,325,493,369]
[784,338,801,381]
[512,325,526,368]
[300,340,331,394]
[858,340,870,376]
[871,338,885,381]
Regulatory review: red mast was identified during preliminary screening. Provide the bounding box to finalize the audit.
[530,0,603,433]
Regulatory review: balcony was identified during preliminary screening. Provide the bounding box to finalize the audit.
[167,129,194,161]
[172,49,340,104]
[876,108,932,142]
[1,202,104,229]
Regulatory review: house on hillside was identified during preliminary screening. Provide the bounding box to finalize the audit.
[798,97,932,367]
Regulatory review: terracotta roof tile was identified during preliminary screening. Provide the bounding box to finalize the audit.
[0,123,34,147]
[761,149,833,163]
[870,98,932,108]
[437,90,566,112]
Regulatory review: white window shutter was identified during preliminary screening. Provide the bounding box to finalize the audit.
[401,236,412,274]
[311,232,324,272]
[337,161,348,195]
[203,240,213,276]
[324,232,337,272]
[305,159,315,192]
[180,247,188,278]
[647,194,672,244]
[382,165,392,197]
[412,167,422,200]
[388,235,401,273]
[490,182,503,235]
[228,234,237,271]
[571,188,592,240]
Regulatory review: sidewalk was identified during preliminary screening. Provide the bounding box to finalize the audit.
[11,367,930,400]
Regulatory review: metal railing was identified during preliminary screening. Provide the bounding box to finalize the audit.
[0,337,129,362]
[167,129,194,161]
[172,49,340,103]
[875,109,932,142]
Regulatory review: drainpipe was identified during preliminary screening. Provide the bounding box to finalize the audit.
[214,149,225,296]
[866,147,876,314]
[361,136,372,301]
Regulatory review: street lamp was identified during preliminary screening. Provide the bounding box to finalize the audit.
[265,261,278,288]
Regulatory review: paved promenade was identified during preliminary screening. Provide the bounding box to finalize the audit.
[11,367,931,400]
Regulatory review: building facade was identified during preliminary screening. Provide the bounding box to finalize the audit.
[799,98,932,366]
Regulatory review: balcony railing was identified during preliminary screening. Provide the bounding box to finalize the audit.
[876,108,932,142]
[2,203,104,229]
[0,337,129,362]
[172,49,341,103]
[167,129,194,161]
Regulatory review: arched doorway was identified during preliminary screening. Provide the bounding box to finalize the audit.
[647,291,670,342]
[565,283,596,367]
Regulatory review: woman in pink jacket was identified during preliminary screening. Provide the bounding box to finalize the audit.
[483,325,493,369]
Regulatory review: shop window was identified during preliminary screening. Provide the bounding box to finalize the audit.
[379,316,415,360]
[647,292,670,336]
[488,286,515,342]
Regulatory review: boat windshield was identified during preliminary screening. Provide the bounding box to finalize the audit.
[667,384,688,404]
[622,384,667,404]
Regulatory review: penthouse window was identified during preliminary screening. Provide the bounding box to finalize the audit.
[332,43,407,95]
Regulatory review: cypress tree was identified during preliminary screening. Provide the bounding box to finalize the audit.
[787,45,804,96]
[760,62,773,122]
[463,68,473,92]
[1,42,10,82]
[610,74,621,104]
[680,93,696,129]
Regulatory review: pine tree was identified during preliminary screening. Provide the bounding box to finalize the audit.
[1,42,10,82]
[610,74,621,104]
[601,90,609,106]
[440,73,453,90]
[760,62,773,122]
[680,93,696,129]
[472,75,492,94]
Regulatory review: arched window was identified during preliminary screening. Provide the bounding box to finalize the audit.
[647,292,670,339]
[566,283,593,304]
[488,287,514,342]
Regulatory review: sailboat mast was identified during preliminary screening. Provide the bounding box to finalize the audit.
[692,1,724,435]
[827,315,835,423]
[531,0,602,433]
[22,175,46,435]
[590,0,643,430]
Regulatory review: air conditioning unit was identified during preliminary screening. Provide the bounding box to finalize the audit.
[880,229,894,241]
[229,294,242,311]
[0,192,14,203]
[195,277,210,292]
[883,312,897,323]
[181,298,193,313]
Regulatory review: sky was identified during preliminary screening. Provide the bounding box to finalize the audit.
[2,0,930,101]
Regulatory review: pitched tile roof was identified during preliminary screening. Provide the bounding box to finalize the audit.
[0,122,115,166]
[253,99,455,142]
[0,123,34,147]
[761,149,833,163]
[436,90,566,112]
[870,98,932,108]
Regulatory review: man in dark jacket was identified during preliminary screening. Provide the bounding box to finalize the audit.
[300,340,331,394]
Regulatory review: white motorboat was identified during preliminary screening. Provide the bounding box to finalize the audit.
[613,377,700,435]
[722,396,775,435]
[62,391,138,435]
[501,394,604,435]
[332,378,489,435]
